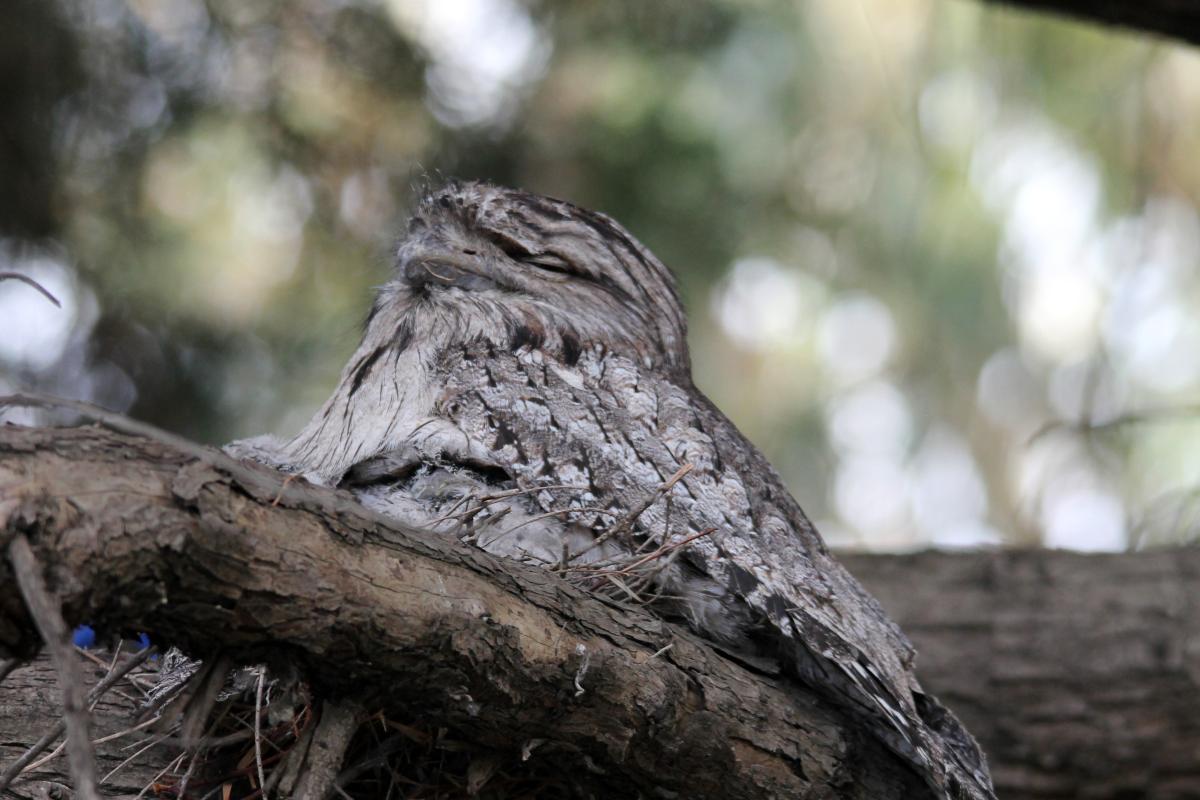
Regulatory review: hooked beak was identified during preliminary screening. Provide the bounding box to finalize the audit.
[403,255,499,292]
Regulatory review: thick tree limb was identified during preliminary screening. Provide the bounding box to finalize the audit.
[845,550,1200,800]
[981,0,1200,47]
[0,423,928,799]
[3,425,1198,798]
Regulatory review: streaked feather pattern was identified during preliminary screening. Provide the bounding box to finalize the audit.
[228,181,994,800]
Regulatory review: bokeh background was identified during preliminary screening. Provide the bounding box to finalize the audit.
[4,0,1200,553]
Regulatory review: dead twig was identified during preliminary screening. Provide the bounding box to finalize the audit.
[6,533,100,800]
[330,735,408,795]
[134,751,186,800]
[649,643,673,660]
[569,463,693,563]
[175,747,202,799]
[151,728,257,750]
[0,272,61,307]
[255,666,269,799]
[430,482,589,526]
[563,528,718,606]
[161,652,234,747]
[272,475,299,506]
[26,715,161,774]
[576,527,716,578]
[0,716,69,790]
[1028,404,1200,444]
[100,730,171,785]
[497,505,615,537]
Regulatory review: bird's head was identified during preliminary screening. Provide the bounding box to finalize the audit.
[385,181,691,373]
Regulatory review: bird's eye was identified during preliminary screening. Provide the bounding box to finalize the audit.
[489,233,533,261]
[524,253,573,275]
[489,232,575,277]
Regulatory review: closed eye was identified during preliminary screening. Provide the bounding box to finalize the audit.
[524,253,573,275]
[490,232,533,261]
[488,232,577,277]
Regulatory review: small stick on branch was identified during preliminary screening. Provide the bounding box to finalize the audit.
[25,715,160,774]
[255,666,269,800]
[7,533,100,800]
[134,752,186,800]
[576,528,718,579]
[432,482,590,526]
[569,463,694,563]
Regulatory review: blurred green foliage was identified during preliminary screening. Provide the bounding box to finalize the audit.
[4,0,1200,551]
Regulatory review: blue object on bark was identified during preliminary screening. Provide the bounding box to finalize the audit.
[72,624,96,648]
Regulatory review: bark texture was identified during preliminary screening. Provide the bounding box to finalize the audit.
[844,550,1200,800]
[4,424,1197,798]
[0,423,928,799]
[0,652,172,797]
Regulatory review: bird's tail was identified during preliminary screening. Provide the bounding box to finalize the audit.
[775,615,996,800]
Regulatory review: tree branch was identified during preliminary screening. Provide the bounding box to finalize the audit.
[980,0,1200,48]
[7,533,100,799]
[844,550,1200,799]
[0,423,929,799]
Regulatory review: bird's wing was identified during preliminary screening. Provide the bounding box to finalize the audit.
[428,340,993,800]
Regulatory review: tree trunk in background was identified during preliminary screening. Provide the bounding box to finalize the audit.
[844,550,1200,799]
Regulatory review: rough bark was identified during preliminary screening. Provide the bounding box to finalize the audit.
[5,423,1197,799]
[981,0,1200,47]
[0,651,173,797]
[0,423,927,799]
[844,550,1200,800]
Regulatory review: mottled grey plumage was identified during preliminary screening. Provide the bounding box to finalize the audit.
[228,181,994,800]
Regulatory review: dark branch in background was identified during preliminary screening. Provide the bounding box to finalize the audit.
[0,419,930,799]
[845,550,1200,800]
[981,0,1200,47]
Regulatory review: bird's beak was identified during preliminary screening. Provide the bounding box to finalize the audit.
[403,255,499,292]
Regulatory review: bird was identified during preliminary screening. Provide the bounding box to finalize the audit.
[227,180,995,800]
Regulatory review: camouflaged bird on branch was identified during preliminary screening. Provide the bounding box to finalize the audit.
[229,181,995,800]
